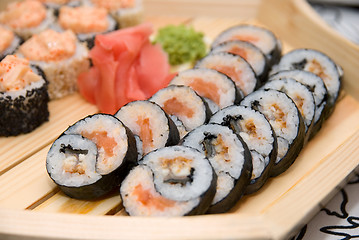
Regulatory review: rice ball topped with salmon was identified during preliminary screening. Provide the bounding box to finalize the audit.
[56,5,118,49]
[0,0,56,40]
[0,55,49,136]
[17,29,90,99]
[0,26,22,61]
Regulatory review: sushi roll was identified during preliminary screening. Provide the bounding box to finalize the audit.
[82,0,143,28]
[0,0,56,40]
[270,48,341,116]
[17,29,90,99]
[211,40,269,84]
[0,55,49,136]
[269,70,329,139]
[56,5,118,49]
[114,100,180,158]
[262,78,316,143]
[195,52,258,96]
[46,114,137,199]
[209,105,277,194]
[0,26,23,61]
[240,89,305,177]
[149,85,212,138]
[211,24,282,66]
[38,0,81,14]
[169,68,243,112]
[180,124,252,213]
[120,145,217,216]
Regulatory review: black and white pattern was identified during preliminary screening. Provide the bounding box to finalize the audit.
[291,170,359,239]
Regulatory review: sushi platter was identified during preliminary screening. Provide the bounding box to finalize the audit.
[1,0,359,239]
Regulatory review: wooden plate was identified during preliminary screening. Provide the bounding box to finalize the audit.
[0,0,359,239]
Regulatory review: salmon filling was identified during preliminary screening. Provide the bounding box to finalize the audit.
[91,0,136,10]
[163,97,195,119]
[212,65,245,94]
[133,184,175,211]
[231,35,259,44]
[0,0,46,29]
[81,131,116,159]
[136,116,154,154]
[308,59,329,81]
[59,6,109,34]
[0,55,41,92]
[0,26,14,52]
[228,46,248,60]
[188,78,220,105]
[19,29,76,62]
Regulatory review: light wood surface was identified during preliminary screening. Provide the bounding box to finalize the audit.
[0,0,359,239]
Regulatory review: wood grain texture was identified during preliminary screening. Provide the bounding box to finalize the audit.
[0,0,359,239]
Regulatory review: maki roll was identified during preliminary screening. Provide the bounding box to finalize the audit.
[209,105,277,194]
[82,0,143,28]
[149,85,212,138]
[262,78,316,143]
[271,48,341,116]
[169,68,243,112]
[114,100,180,158]
[0,26,23,61]
[17,29,90,99]
[211,24,282,66]
[0,55,49,136]
[211,40,269,84]
[120,146,217,216]
[181,124,252,213]
[195,52,258,96]
[46,114,137,199]
[0,0,56,40]
[240,89,305,177]
[56,5,118,49]
[269,70,329,138]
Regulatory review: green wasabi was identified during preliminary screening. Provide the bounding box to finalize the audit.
[154,24,207,66]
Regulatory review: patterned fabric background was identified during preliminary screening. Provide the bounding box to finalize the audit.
[291,3,359,239]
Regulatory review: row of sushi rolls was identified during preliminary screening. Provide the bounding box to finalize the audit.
[0,0,342,216]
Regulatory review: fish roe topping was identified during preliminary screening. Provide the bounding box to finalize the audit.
[19,29,77,62]
[0,55,41,92]
[0,26,14,52]
[0,0,46,29]
[91,0,135,10]
[59,6,109,34]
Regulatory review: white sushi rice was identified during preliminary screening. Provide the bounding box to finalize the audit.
[212,172,235,205]
[263,78,315,132]
[150,85,208,131]
[181,124,246,204]
[120,165,200,216]
[169,68,238,109]
[115,101,171,155]
[211,40,267,78]
[64,115,128,175]
[17,41,90,100]
[195,52,257,96]
[210,105,274,158]
[1,78,46,100]
[272,49,340,105]
[46,134,102,187]
[211,25,279,62]
[269,70,328,123]
[141,146,214,202]
[210,105,274,180]
[241,89,300,144]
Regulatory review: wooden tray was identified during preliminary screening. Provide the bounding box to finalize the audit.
[1,0,359,239]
